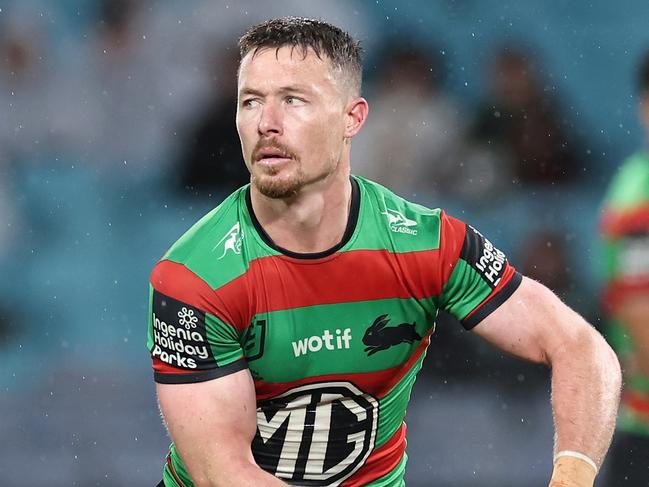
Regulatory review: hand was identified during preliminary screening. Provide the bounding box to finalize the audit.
[548,456,597,487]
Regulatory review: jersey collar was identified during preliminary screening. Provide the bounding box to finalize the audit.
[245,176,360,260]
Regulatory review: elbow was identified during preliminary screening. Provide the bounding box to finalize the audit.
[594,332,623,409]
[585,324,622,388]
[599,333,622,392]
[556,324,622,392]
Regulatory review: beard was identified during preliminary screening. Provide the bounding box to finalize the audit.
[251,162,306,199]
[250,138,305,199]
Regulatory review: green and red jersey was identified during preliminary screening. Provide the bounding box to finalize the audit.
[147,176,521,486]
[600,152,649,436]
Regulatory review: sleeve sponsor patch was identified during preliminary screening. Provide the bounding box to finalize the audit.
[151,290,215,370]
[460,224,508,288]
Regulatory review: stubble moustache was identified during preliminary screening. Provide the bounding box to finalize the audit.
[250,138,305,199]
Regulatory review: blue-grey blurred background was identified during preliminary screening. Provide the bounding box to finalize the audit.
[1,1,647,485]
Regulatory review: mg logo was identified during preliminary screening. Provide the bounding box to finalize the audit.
[252,382,378,485]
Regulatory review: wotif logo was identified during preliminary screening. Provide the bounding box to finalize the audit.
[382,208,418,235]
[214,221,243,259]
[292,328,352,357]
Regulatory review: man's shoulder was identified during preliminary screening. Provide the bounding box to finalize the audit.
[355,175,445,227]
[154,187,251,290]
[165,188,245,256]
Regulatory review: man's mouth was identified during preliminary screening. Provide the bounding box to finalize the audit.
[255,147,292,165]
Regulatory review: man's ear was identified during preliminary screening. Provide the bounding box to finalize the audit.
[344,97,369,139]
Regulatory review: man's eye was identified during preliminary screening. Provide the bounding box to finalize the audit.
[242,99,260,108]
[286,96,305,106]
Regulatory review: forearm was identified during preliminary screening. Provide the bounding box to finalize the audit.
[549,325,621,467]
[156,373,288,487]
[171,429,290,487]
[464,278,621,486]
[190,459,289,487]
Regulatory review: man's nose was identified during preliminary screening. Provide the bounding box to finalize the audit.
[258,102,283,136]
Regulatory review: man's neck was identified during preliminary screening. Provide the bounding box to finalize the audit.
[250,168,353,255]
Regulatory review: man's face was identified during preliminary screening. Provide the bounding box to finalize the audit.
[236,46,348,199]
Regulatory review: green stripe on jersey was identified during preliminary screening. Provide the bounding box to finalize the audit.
[204,313,244,366]
[599,239,622,282]
[364,454,407,486]
[440,259,492,321]
[245,299,435,383]
[375,352,427,447]
[164,444,190,487]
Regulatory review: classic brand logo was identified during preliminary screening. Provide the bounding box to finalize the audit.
[382,208,418,235]
[253,382,378,485]
[362,314,422,356]
[214,221,243,259]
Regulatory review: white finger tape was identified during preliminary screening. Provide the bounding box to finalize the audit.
[554,450,598,473]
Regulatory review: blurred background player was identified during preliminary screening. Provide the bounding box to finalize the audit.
[599,50,649,485]
[471,45,583,188]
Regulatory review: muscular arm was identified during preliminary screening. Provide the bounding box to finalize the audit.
[157,369,288,487]
[471,277,621,477]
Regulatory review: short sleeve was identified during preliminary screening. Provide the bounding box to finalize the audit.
[437,212,522,330]
[146,260,247,384]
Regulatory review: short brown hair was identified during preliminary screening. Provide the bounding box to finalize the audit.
[238,17,363,96]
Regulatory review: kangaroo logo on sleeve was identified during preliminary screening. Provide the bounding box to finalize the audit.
[362,314,422,356]
[214,221,244,260]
